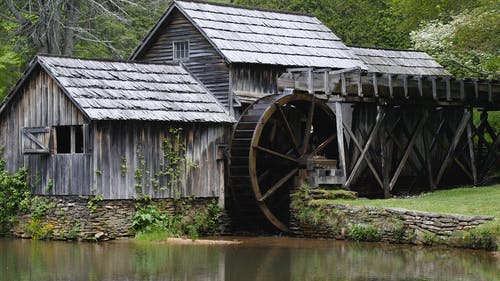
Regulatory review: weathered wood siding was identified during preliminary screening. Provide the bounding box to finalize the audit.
[0,69,91,195]
[230,65,286,95]
[135,9,230,108]
[92,121,229,199]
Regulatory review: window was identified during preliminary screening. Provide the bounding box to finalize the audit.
[173,40,189,60]
[55,125,85,154]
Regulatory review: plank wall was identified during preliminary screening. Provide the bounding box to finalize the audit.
[136,9,230,108]
[0,69,91,195]
[92,121,229,199]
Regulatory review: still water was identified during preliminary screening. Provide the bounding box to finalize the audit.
[0,237,498,281]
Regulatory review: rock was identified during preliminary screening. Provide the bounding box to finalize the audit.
[95,232,106,240]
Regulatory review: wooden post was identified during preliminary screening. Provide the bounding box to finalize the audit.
[335,102,347,185]
[466,110,478,185]
[445,77,451,101]
[372,73,379,97]
[431,77,437,101]
[341,73,347,96]
[357,71,363,97]
[388,75,393,98]
[417,76,423,97]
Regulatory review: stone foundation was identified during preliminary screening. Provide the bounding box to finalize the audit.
[11,196,228,241]
[290,203,495,247]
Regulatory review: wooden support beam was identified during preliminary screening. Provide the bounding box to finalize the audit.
[389,110,429,190]
[372,73,379,97]
[341,73,347,96]
[357,71,363,97]
[445,77,451,101]
[323,71,331,96]
[474,79,479,100]
[344,108,386,190]
[417,76,423,97]
[459,79,465,101]
[334,102,347,183]
[435,110,472,186]
[403,75,409,98]
[423,125,435,190]
[488,83,493,103]
[466,116,477,184]
[431,77,437,101]
[388,75,394,98]
[307,69,313,94]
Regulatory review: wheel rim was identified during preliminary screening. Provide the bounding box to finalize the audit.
[248,94,337,232]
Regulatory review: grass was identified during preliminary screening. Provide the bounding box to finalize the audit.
[317,185,500,218]
[314,185,500,250]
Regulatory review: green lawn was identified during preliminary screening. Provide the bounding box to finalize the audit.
[318,185,500,218]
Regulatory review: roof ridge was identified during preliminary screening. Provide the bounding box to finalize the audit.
[174,0,316,18]
[348,45,427,53]
[36,53,182,66]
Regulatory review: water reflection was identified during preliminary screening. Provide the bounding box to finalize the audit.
[0,237,498,281]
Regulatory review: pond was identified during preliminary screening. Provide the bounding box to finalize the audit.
[0,237,498,281]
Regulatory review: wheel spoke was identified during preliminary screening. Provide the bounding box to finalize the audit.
[253,145,298,163]
[301,97,315,155]
[310,133,337,156]
[258,168,299,202]
[276,104,300,153]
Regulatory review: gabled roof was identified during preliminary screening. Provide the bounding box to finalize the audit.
[350,46,450,76]
[131,0,366,69]
[0,55,234,123]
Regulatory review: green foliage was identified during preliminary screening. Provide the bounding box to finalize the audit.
[65,220,83,240]
[132,199,222,241]
[88,194,104,213]
[347,224,381,242]
[409,1,499,79]
[0,158,31,231]
[26,218,53,240]
[422,233,444,246]
[30,197,56,220]
[452,223,500,251]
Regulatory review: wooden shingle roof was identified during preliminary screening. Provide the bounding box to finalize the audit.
[3,56,234,123]
[350,46,450,76]
[132,0,366,69]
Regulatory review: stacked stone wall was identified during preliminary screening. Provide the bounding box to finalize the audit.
[11,196,228,241]
[290,203,494,245]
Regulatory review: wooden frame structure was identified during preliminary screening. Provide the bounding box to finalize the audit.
[279,68,500,197]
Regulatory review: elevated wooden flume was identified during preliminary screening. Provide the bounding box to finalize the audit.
[229,68,500,232]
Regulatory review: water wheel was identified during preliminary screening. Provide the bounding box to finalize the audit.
[229,93,337,232]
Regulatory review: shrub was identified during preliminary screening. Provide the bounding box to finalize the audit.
[132,199,222,240]
[347,224,381,242]
[0,158,31,232]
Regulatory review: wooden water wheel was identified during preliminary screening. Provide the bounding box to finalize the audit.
[229,93,338,232]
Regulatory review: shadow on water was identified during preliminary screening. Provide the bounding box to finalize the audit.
[0,237,498,281]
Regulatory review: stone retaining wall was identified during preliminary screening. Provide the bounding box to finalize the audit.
[11,196,228,241]
[290,203,494,246]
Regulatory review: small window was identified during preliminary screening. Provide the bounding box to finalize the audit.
[55,125,85,154]
[56,126,71,154]
[173,40,189,60]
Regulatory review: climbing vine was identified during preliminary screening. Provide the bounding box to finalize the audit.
[127,127,197,197]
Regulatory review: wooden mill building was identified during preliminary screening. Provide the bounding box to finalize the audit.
[1,0,499,232]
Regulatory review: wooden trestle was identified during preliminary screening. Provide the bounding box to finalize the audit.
[278,68,500,197]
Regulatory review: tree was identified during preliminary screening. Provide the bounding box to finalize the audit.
[410,1,499,79]
[233,0,409,48]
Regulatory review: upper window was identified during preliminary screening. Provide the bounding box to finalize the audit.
[173,41,189,60]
